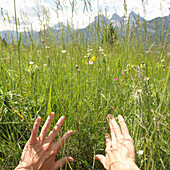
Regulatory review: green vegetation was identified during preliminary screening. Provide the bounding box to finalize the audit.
[0,1,170,170]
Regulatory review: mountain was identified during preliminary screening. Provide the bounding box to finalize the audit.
[0,11,169,44]
[149,15,170,31]
[110,13,123,28]
[88,14,109,29]
[128,11,146,26]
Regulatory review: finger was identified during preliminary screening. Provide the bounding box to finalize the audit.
[39,112,55,142]
[52,130,73,154]
[108,114,123,142]
[54,157,74,169]
[95,155,107,169]
[118,115,130,138]
[48,116,65,142]
[30,117,41,142]
[105,133,112,149]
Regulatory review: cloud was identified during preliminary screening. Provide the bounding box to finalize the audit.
[0,0,169,31]
[0,0,59,31]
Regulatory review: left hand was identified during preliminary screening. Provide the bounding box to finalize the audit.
[15,112,74,170]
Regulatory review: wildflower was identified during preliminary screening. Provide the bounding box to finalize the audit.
[75,65,78,69]
[62,50,66,53]
[112,107,114,109]
[89,61,93,65]
[45,46,50,49]
[113,78,118,81]
[87,53,91,56]
[123,70,126,74]
[163,65,165,68]
[137,150,143,155]
[99,48,103,52]
[43,64,47,67]
[137,89,142,93]
[144,77,149,81]
[142,61,144,64]
[161,59,164,62]
[90,56,95,62]
[29,61,34,65]
[78,69,80,72]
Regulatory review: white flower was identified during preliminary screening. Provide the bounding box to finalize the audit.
[99,48,103,52]
[137,150,143,155]
[161,59,164,62]
[62,50,66,53]
[144,77,149,81]
[89,61,93,65]
[29,61,34,65]
[45,46,50,49]
[43,64,47,67]
[137,89,142,93]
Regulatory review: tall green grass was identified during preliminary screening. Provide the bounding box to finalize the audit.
[0,1,169,169]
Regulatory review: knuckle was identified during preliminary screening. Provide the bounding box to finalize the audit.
[44,143,51,151]
[114,125,120,131]
[50,150,56,156]
[43,126,49,132]
[121,124,127,131]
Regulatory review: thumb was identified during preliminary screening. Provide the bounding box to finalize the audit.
[95,155,107,169]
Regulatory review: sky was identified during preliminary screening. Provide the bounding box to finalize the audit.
[0,0,169,31]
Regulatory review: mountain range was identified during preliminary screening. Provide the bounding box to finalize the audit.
[0,11,169,45]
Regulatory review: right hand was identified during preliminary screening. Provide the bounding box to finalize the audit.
[95,114,139,170]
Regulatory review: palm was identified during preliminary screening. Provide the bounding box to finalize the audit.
[16,113,73,170]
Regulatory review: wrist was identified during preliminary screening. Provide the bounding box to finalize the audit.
[109,161,139,170]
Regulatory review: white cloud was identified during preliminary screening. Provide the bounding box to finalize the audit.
[0,0,169,31]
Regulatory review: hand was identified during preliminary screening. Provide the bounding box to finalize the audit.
[15,112,74,170]
[95,114,139,170]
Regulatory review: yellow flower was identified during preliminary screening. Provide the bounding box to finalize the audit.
[90,56,95,62]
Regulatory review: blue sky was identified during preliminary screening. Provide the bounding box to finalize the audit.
[0,0,169,31]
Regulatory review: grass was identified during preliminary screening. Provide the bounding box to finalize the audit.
[0,4,170,170]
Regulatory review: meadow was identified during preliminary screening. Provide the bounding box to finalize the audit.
[0,7,170,170]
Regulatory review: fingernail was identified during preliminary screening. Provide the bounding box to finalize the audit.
[108,114,113,119]
[69,130,73,134]
[68,157,74,162]
[60,116,65,120]
[118,115,122,119]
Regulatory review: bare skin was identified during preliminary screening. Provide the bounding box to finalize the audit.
[95,114,139,170]
[15,112,74,170]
